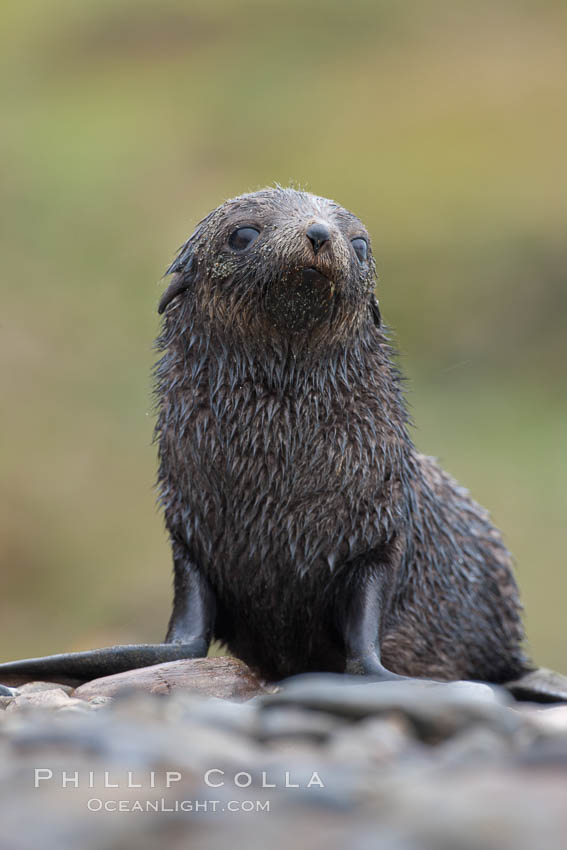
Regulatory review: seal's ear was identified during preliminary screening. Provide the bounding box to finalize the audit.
[370,294,381,328]
[158,246,195,315]
[158,209,216,314]
[158,261,194,314]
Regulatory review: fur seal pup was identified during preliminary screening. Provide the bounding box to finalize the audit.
[2,187,564,699]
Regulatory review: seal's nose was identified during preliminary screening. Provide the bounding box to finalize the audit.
[306,222,331,255]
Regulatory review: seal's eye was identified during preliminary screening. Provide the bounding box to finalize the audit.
[228,227,260,252]
[351,238,368,263]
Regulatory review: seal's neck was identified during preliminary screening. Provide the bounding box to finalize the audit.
[157,299,410,436]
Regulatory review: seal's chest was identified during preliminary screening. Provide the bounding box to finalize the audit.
[178,383,386,575]
[186,382,384,513]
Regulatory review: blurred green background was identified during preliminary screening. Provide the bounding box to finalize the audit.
[1,0,565,672]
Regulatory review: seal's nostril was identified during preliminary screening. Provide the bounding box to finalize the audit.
[306,222,331,255]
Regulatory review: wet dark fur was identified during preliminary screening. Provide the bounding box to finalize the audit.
[154,187,528,682]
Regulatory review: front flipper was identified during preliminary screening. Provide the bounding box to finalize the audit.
[0,641,208,688]
[339,545,413,683]
[1,547,216,688]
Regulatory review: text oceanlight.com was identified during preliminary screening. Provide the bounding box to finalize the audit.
[86,799,270,813]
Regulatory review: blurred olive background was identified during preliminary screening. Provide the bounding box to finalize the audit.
[1,0,565,672]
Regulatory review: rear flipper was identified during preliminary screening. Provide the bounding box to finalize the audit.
[0,548,216,688]
[504,667,567,703]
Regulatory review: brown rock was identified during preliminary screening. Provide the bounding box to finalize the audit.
[73,656,265,702]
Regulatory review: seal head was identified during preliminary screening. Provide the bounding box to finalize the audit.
[158,187,379,344]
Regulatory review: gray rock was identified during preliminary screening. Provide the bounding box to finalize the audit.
[166,691,258,736]
[435,725,513,767]
[18,681,74,695]
[0,668,566,850]
[527,705,567,735]
[255,705,344,742]
[264,675,517,742]
[515,736,567,768]
[327,715,416,765]
[5,688,81,712]
[86,695,114,709]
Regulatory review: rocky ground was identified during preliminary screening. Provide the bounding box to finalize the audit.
[1,658,567,850]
